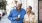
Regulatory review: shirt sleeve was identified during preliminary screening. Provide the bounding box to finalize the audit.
[8,10,16,21]
[8,11,13,21]
[24,14,29,21]
[20,10,26,20]
[33,15,37,23]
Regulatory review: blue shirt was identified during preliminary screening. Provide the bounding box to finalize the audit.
[8,8,26,23]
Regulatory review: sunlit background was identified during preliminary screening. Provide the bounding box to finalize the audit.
[0,0,38,23]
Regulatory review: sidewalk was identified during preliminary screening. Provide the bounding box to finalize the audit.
[0,14,11,23]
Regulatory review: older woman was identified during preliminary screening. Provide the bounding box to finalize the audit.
[23,6,36,23]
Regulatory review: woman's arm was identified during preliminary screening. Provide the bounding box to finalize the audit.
[23,14,29,23]
[33,15,36,23]
[24,21,29,23]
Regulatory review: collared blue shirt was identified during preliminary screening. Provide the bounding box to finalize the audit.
[8,8,26,23]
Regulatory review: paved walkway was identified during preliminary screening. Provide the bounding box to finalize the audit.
[0,14,11,23]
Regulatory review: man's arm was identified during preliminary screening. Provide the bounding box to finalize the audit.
[20,10,26,19]
[8,11,13,21]
[8,10,16,21]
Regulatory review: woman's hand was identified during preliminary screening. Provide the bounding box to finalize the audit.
[24,21,29,23]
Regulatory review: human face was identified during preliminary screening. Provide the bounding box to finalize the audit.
[26,6,31,13]
[16,3,22,11]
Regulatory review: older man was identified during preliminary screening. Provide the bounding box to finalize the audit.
[8,2,26,23]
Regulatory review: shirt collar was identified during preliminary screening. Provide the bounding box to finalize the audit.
[15,8,22,12]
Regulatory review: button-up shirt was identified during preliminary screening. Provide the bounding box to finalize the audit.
[8,8,26,23]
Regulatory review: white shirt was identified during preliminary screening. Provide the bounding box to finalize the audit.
[24,14,36,23]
